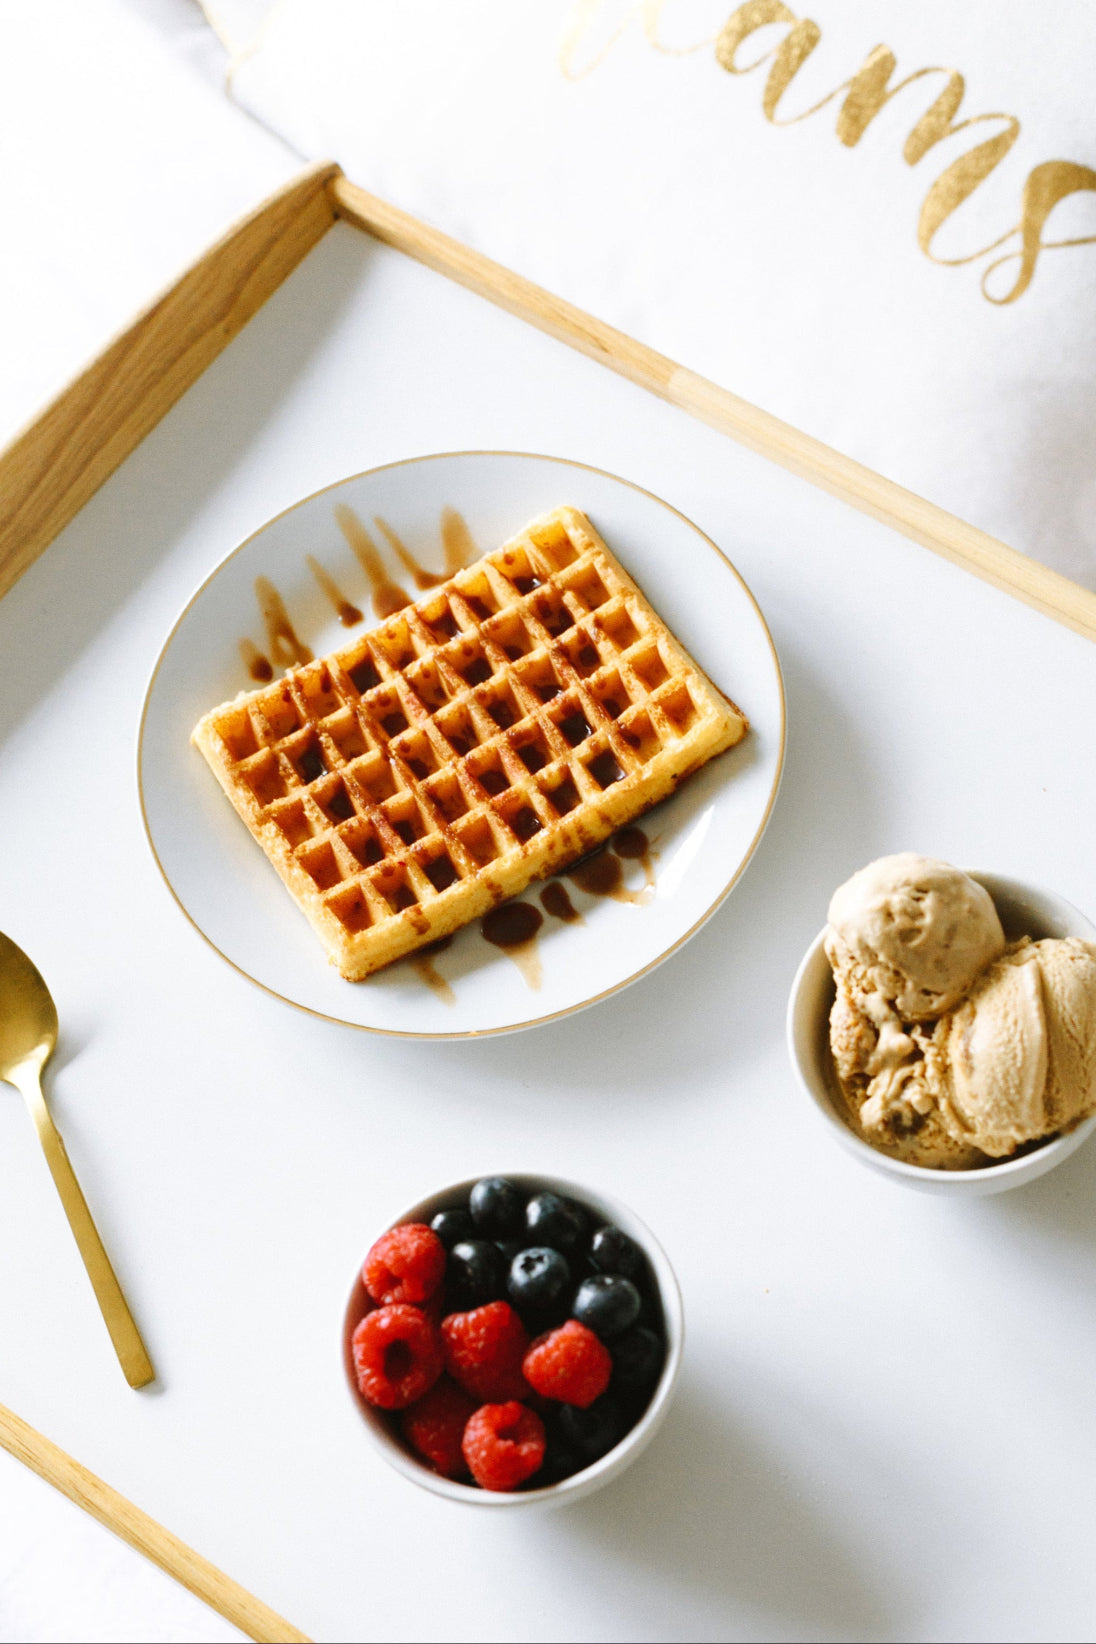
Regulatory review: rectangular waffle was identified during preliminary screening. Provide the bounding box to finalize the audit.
[192,506,748,980]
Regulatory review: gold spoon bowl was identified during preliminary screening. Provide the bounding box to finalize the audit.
[0,932,154,1388]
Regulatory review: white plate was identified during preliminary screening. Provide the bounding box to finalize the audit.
[139,452,784,1036]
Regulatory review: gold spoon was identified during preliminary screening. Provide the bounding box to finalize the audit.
[0,933,154,1388]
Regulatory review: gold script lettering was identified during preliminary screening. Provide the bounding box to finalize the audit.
[642,0,716,57]
[564,1,1096,302]
[836,48,1024,279]
[714,1,826,123]
[560,0,641,79]
[714,1,812,97]
[561,0,711,79]
[979,161,1096,304]
[716,11,1019,176]
[711,4,1095,302]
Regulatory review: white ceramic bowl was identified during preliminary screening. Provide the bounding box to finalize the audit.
[342,1174,684,1505]
[787,871,1096,1196]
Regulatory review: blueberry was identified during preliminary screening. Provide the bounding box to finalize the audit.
[446,1239,507,1308]
[589,1224,645,1282]
[524,1191,587,1255]
[556,1395,626,1463]
[538,1404,590,1483]
[497,1238,525,1264]
[430,1208,475,1250]
[538,1434,583,1486]
[469,1177,525,1239]
[633,1289,664,1333]
[573,1273,641,1339]
[508,1246,571,1312]
[565,1249,597,1297]
[610,1325,663,1388]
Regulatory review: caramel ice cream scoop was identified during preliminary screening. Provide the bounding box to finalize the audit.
[825,855,1096,1170]
[826,852,1006,1021]
[939,938,1096,1157]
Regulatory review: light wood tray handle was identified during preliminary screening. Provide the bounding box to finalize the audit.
[0,1403,310,1643]
[0,161,339,604]
[328,173,1096,645]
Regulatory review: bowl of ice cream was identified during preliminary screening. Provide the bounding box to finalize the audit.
[787,855,1096,1195]
[342,1173,684,1504]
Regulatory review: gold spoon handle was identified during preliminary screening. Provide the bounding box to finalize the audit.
[18,1072,154,1389]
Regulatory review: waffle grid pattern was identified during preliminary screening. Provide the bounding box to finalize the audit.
[193,507,747,979]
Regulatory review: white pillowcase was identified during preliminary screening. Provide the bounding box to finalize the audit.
[224,0,1096,589]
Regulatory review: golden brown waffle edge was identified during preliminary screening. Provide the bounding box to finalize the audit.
[191,506,747,980]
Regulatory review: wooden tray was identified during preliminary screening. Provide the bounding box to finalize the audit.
[3,160,1094,641]
[0,160,1092,1644]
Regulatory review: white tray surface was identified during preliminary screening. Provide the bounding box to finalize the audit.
[2,223,1096,1644]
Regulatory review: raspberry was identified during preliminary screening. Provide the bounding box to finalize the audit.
[400,1376,477,1479]
[351,1304,443,1410]
[363,1223,446,1307]
[523,1320,612,1408]
[462,1402,546,1491]
[441,1301,531,1402]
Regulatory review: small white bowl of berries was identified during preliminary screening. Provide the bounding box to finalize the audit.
[342,1173,683,1506]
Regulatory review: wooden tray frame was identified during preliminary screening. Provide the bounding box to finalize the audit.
[1,157,1093,1643]
[2,159,1095,641]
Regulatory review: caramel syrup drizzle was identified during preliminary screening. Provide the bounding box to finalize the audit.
[375,517,443,590]
[478,828,657,992]
[375,508,478,590]
[410,937,457,1005]
[482,903,544,991]
[254,577,313,668]
[565,831,654,906]
[439,508,477,577]
[239,639,273,683]
[612,825,657,896]
[237,506,479,683]
[307,555,362,627]
[539,882,583,924]
[333,504,412,618]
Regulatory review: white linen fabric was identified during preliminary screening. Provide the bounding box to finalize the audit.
[215,0,1096,589]
[0,0,296,450]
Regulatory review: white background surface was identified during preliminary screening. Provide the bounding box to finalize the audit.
[3,6,1096,1643]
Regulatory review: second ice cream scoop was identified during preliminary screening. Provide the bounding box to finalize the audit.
[939,937,1096,1157]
